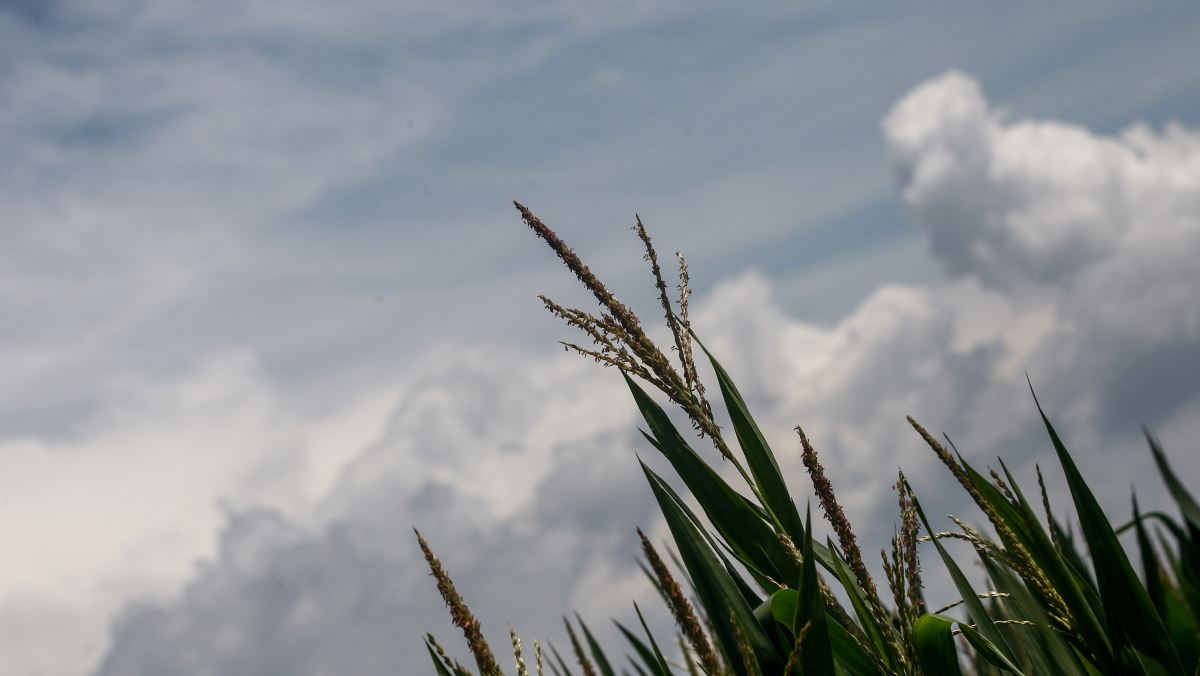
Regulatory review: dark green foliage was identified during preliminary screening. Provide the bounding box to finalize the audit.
[912,614,963,676]
[425,353,1200,674]
[419,209,1200,675]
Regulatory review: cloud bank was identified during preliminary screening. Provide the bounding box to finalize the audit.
[92,349,658,676]
[885,70,1200,435]
[83,70,1200,675]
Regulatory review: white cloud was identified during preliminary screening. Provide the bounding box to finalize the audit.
[89,347,664,676]
[82,70,1200,675]
[886,70,1200,437]
[884,69,1200,295]
[4,3,1199,670]
[0,351,398,676]
[0,0,448,455]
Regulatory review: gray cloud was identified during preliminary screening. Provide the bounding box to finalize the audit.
[3,3,1200,674]
[81,71,1200,675]
[884,70,1200,294]
[884,70,1200,437]
[93,348,666,676]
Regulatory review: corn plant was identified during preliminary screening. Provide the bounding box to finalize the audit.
[416,204,1200,675]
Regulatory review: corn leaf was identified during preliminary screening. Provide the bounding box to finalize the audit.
[826,618,884,676]
[960,450,1107,663]
[913,614,964,676]
[822,537,892,667]
[906,479,1023,672]
[993,458,1107,658]
[424,640,455,676]
[614,619,669,676]
[695,336,806,544]
[795,507,835,676]
[575,614,616,676]
[626,374,799,585]
[1035,393,1183,673]
[1146,431,1200,535]
[980,555,1087,676]
[642,461,783,674]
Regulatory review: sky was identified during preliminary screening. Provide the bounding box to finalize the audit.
[2,2,1199,675]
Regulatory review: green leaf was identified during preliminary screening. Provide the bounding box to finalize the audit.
[1035,392,1183,673]
[913,614,964,676]
[958,448,1108,663]
[912,612,1026,675]
[634,603,672,676]
[549,643,575,676]
[1135,495,1168,617]
[424,639,455,676]
[632,447,765,612]
[795,507,835,676]
[1161,587,1200,672]
[769,589,797,628]
[769,588,881,676]
[822,537,892,666]
[980,554,1088,676]
[905,479,1023,672]
[695,336,806,543]
[625,374,799,585]
[1146,430,1200,535]
[994,458,1107,656]
[1116,512,1188,542]
[958,623,1026,673]
[614,620,668,676]
[1133,492,1200,672]
[576,614,616,676]
[826,618,884,676]
[642,461,782,675]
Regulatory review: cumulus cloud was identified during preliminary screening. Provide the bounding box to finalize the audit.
[0,3,704,673]
[0,0,445,453]
[884,69,1200,294]
[82,70,1200,676]
[75,275,993,675]
[884,70,1200,435]
[0,350,399,676]
[91,347,664,676]
[681,71,1200,538]
[0,4,1194,664]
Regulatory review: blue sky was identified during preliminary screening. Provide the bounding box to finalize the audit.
[2,2,1199,675]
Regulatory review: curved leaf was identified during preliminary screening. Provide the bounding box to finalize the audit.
[642,461,782,674]
[1035,393,1183,673]
[695,336,805,543]
[913,614,963,676]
